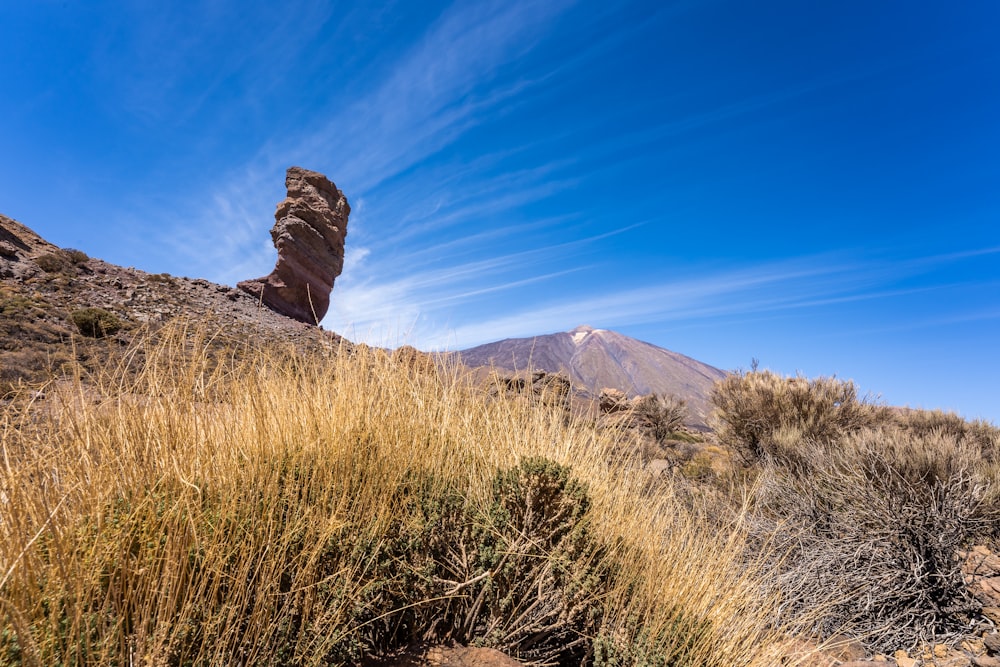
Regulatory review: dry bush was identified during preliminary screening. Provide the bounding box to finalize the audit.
[632,393,688,444]
[710,370,886,464]
[0,324,803,666]
[894,408,1000,460]
[749,425,997,651]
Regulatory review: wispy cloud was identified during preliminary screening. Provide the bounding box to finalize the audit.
[402,248,1000,350]
[141,0,579,285]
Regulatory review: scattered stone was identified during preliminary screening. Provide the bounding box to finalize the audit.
[973,656,1000,667]
[823,635,868,662]
[365,644,523,666]
[963,639,987,656]
[939,657,972,667]
[599,387,629,413]
[238,166,350,324]
[392,345,436,374]
[647,458,672,475]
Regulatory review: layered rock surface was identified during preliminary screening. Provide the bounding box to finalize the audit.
[238,166,350,324]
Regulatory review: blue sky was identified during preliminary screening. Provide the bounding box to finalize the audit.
[2,1,998,422]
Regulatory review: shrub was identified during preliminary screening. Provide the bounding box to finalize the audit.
[710,370,884,463]
[34,248,88,274]
[894,408,1000,459]
[35,250,72,273]
[632,393,688,443]
[65,248,89,264]
[346,458,606,664]
[71,307,123,338]
[750,425,997,651]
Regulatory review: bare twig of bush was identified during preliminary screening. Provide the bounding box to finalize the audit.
[747,427,997,651]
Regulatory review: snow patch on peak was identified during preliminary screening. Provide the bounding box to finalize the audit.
[570,324,607,344]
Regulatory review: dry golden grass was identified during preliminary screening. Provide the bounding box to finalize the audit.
[1,325,807,666]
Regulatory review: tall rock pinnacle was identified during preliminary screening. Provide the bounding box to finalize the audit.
[238,167,350,324]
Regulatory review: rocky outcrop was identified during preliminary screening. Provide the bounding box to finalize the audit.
[238,167,350,324]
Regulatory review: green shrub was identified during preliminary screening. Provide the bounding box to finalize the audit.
[71,307,123,338]
[35,250,71,273]
[710,370,884,463]
[341,458,607,664]
[65,248,89,264]
[34,248,88,274]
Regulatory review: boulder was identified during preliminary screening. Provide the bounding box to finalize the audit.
[599,387,629,413]
[238,167,349,323]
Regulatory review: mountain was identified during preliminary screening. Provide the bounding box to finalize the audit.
[457,325,728,426]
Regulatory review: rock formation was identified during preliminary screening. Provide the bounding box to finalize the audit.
[238,167,349,324]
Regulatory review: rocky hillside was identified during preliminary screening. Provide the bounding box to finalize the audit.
[458,324,727,426]
[0,169,350,396]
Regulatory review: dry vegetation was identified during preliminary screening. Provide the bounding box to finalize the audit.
[711,369,1000,653]
[0,326,805,666]
[4,324,998,665]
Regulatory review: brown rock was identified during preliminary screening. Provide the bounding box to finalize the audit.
[825,636,867,662]
[963,639,986,656]
[599,387,629,413]
[238,166,349,324]
[366,645,524,666]
[531,371,571,407]
[938,656,973,667]
[973,578,1000,607]
[965,547,1000,576]
[984,633,1000,655]
[392,345,437,374]
[973,656,1000,667]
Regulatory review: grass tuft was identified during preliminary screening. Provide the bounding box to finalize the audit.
[0,325,802,666]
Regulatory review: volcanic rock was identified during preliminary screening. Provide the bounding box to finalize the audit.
[238,166,350,324]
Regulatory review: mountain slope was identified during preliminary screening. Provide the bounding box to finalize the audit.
[1,213,343,395]
[458,325,727,426]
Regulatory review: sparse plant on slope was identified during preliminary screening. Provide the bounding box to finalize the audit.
[70,307,123,338]
[33,248,89,275]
